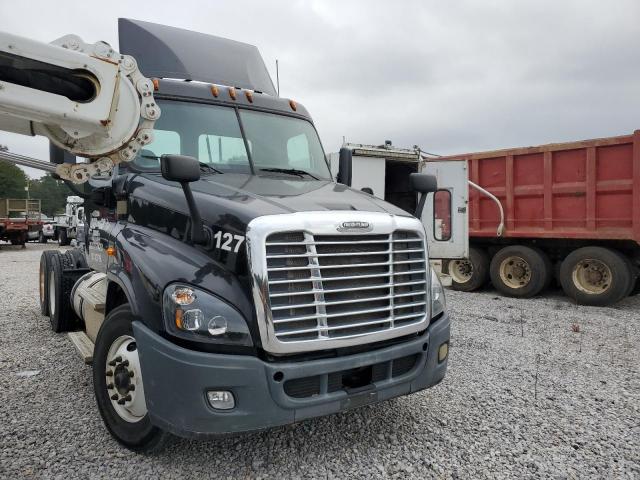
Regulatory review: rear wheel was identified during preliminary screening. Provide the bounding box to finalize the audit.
[10,233,26,246]
[559,247,633,306]
[39,251,59,316]
[38,231,47,243]
[48,253,79,332]
[93,304,168,453]
[443,246,489,292]
[490,245,552,298]
[66,248,88,269]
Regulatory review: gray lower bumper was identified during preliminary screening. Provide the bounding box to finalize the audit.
[133,313,450,438]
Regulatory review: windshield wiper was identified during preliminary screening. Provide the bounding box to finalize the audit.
[259,167,319,180]
[140,154,223,174]
[198,162,223,174]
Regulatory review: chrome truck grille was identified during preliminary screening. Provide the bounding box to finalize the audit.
[247,212,431,355]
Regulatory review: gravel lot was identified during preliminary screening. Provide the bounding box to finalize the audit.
[1,243,638,479]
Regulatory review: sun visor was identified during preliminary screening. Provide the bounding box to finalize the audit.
[118,18,277,96]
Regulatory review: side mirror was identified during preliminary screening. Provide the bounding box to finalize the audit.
[160,154,200,183]
[336,147,352,186]
[410,173,438,219]
[409,173,438,194]
[161,155,207,244]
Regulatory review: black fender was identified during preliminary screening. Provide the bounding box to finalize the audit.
[110,223,257,346]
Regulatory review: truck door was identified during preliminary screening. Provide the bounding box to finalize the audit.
[422,161,468,259]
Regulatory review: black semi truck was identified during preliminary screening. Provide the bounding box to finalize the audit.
[4,19,450,451]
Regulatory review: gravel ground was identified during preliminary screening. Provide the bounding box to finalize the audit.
[1,243,639,479]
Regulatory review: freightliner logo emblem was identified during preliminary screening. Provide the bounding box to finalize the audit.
[337,221,373,232]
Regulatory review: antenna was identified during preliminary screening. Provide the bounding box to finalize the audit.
[276,59,280,97]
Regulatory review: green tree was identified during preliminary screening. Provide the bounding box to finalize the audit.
[29,174,71,217]
[0,159,28,199]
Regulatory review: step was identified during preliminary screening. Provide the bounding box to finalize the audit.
[67,331,94,364]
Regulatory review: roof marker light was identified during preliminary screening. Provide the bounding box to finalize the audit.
[245,90,253,103]
[211,85,219,97]
[289,99,297,111]
[228,87,237,100]
[152,78,160,91]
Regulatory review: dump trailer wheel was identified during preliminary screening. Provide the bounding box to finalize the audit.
[39,250,59,316]
[48,253,79,332]
[560,247,633,306]
[490,245,552,298]
[93,304,169,453]
[66,248,88,269]
[443,246,489,292]
[58,229,69,246]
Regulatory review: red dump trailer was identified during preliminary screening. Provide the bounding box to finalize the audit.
[439,130,640,306]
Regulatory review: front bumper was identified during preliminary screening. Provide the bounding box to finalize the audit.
[133,312,450,438]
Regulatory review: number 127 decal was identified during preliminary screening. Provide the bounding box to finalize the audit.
[212,230,245,253]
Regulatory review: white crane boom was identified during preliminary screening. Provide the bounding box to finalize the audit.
[0,30,160,183]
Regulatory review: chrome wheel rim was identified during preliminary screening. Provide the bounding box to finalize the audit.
[572,259,612,295]
[105,335,147,423]
[499,256,531,289]
[450,259,473,284]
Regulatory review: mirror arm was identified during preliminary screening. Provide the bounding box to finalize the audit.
[415,193,427,219]
[180,182,207,244]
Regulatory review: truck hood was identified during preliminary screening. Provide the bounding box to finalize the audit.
[128,173,411,228]
[125,172,415,286]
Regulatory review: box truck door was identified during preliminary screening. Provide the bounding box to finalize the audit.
[422,161,468,259]
[351,155,386,197]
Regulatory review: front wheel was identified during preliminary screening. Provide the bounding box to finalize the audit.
[58,229,69,246]
[93,304,168,452]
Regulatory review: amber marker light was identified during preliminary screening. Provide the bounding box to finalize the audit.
[171,287,196,306]
[152,78,160,91]
[228,87,237,100]
[175,309,183,329]
[289,99,297,111]
[245,90,253,103]
[211,85,219,97]
[106,246,116,257]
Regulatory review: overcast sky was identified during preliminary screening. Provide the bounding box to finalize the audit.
[1,0,639,178]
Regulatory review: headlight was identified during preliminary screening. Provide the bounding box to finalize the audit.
[163,284,252,346]
[430,268,446,318]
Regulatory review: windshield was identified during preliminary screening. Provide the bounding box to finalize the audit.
[132,100,331,180]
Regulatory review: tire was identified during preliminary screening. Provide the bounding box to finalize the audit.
[10,233,26,246]
[38,231,47,243]
[622,254,637,298]
[443,246,489,292]
[48,253,79,332]
[58,229,69,246]
[559,247,633,306]
[490,245,552,298]
[93,304,169,453]
[66,248,88,269]
[39,251,59,316]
